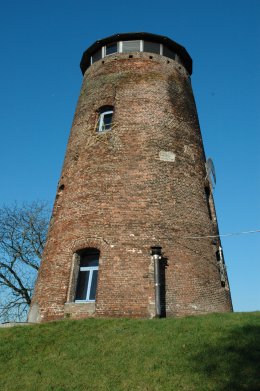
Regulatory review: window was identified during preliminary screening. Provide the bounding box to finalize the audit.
[75,249,99,302]
[122,40,141,53]
[90,41,180,66]
[91,48,102,64]
[97,106,114,132]
[106,42,118,55]
[143,41,160,54]
[205,186,213,220]
[163,46,176,60]
[216,247,226,287]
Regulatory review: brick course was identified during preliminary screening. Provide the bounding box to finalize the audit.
[29,46,232,322]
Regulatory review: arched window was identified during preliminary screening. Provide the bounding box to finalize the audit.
[97,106,114,132]
[75,249,99,302]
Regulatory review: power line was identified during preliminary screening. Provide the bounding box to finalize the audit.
[184,229,260,239]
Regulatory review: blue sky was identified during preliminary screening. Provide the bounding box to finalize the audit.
[0,0,259,312]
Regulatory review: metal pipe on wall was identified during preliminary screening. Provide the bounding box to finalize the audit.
[151,246,162,317]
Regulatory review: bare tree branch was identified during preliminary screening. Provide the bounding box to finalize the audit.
[0,201,50,322]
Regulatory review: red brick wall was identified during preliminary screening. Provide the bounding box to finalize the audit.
[29,51,232,322]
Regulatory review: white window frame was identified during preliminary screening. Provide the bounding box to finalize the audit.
[75,265,98,302]
[118,41,123,53]
[160,44,163,55]
[97,110,113,132]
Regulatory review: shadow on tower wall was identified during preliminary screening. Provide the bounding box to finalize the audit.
[159,256,168,318]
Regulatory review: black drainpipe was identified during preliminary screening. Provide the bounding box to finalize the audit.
[151,246,162,317]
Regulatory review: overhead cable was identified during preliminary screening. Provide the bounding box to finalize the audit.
[184,229,260,239]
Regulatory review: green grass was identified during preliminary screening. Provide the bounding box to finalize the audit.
[0,313,259,391]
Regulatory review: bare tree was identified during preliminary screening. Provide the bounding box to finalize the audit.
[0,202,50,322]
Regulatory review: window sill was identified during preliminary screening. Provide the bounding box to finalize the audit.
[96,128,112,134]
[64,302,96,318]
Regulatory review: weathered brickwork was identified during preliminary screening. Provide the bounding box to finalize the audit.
[29,36,232,322]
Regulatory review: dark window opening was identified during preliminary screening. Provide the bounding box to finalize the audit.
[75,249,99,302]
[106,42,118,55]
[216,247,227,288]
[92,48,102,63]
[163,46,176,60]
[205,186,212,220]
[143,41,160,54]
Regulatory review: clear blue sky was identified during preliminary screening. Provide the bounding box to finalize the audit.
[0,0,259,312]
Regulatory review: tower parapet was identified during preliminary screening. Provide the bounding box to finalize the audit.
[80,32,192,75]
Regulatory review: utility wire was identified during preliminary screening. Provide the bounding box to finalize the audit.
[184,229,260,239]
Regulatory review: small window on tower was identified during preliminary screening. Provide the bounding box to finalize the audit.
[105,42,118,56]
[163,46,176,60]
[97,106,114,132]
[143,41,160,54]
[122,40,141,53]
[205,186,213,220]
[91,48,102,64]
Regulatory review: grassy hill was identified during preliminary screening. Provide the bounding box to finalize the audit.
[0,312,259,391]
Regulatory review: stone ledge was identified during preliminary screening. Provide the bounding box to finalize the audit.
[64,302,96,318]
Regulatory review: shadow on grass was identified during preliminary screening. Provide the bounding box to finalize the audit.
[190,323,260,391]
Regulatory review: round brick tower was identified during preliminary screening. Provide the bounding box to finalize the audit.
[29,32,232,322]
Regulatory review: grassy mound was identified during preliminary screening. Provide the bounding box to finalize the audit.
[0,312,259,390]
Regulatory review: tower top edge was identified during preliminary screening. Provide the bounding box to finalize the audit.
[80,32,192,75]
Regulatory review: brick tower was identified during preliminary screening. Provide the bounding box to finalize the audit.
[29,32,232,322]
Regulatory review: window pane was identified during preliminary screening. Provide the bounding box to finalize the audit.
[75,270,89,300]
[122,40,141,53]
[89,270,98,300]
[97,110,113,132]
[163,46,176,60]
[106,42,118,55]
[143,41,160,54]
[92,48,102,63]
[80,254,99,267]
[103,113,113,130]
